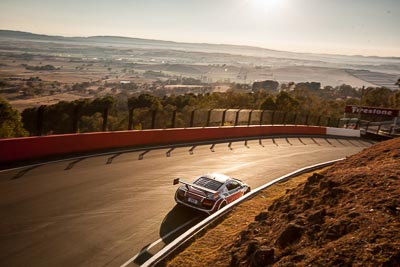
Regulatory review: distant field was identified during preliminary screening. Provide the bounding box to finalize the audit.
[9,93,91,111]
[272,66,376,88]
[0,32,399,111]
[346,69,398,90]
[1,55,397,111]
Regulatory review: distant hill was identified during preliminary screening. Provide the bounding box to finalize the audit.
[0,29,284,57]
[1,29,399,65]
[0,30,67,42]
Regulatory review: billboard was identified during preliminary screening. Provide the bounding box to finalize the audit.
[345,105,399,117]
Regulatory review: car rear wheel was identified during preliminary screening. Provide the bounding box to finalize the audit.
[219,201,227,210]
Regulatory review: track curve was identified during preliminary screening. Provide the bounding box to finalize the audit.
[0,136,373,267]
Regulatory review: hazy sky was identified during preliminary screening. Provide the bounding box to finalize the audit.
[0,0,399,57]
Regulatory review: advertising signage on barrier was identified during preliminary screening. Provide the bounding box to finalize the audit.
[345,105,399,117]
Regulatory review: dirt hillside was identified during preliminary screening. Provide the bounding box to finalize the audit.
[231,137,400,266]
[165,138,400,267]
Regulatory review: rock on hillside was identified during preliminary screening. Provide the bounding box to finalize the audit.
[231,138,400,267]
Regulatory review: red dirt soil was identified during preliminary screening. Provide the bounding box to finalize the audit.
[231,138,400,266]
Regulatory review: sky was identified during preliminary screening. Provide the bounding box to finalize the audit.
[0,0,399,57]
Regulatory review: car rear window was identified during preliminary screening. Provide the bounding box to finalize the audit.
[194,177,223,191]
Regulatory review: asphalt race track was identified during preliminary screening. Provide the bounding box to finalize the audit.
[0,136,373,267]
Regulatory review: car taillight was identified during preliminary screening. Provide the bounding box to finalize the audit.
[202,199,215,208]
[177,189,186,200]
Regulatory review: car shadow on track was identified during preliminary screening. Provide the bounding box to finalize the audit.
[133,205,205,265]
[159,204,206,243]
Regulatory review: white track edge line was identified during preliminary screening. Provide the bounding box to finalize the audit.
[119,216,199,267]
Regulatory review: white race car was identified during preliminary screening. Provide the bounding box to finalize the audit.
[173,173,250,215]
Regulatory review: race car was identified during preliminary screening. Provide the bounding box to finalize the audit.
[173,173,251,215]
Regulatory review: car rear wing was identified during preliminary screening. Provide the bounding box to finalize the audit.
[173,178,218,195]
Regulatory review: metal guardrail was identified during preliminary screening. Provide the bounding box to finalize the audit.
[139,158,344,267]
[359,120,400,139]
[361,119,399,133]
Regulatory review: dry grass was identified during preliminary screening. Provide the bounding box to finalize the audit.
[9,93,92,111]
[164,168,329,267]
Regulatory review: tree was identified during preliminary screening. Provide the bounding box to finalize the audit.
[127,94,162,129]
[275,92,299,112]
[21,107,37,135]
[128,94,156,110]
[260,95,276,110]
[389,90,400,109]
[88,96,115,114]
[44,101,75,134]
[0,97,28,138]
[362,87,392,107]
[335,84,359,98]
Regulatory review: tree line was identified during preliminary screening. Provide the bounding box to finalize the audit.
[1,82,400,138]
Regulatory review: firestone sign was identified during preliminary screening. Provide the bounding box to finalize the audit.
[345,105,399,117]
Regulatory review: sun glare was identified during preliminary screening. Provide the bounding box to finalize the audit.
[251,0,285,10]
[244,0,288,17]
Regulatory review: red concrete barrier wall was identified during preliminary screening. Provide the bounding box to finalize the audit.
[0,125,326,163]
